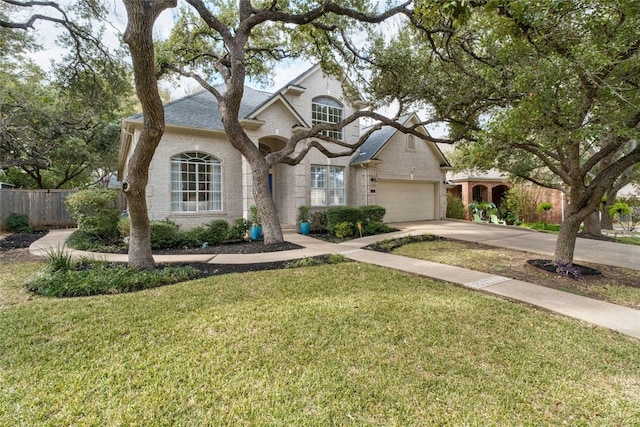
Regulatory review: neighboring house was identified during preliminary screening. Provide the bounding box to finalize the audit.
[0,182,15,189]
[445,168,567,223]
[119,64,451,229]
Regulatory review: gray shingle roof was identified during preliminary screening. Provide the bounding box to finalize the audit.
[128,86,273,131]
[350,125,397,164]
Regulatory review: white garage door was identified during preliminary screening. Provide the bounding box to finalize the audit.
[376,181,436,222]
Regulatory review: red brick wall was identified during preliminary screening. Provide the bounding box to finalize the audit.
[448,181,567,224]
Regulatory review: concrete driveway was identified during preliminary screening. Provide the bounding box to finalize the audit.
[390,220,640,271]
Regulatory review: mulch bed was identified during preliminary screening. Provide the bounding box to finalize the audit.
[527,259,602,278]
[0,231,310,277]
[0,231,48,251]
[152,240,302,255]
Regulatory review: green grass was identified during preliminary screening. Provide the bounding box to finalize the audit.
[2,262,639,425]
[616,235,640,246]
[393,239,640,308]
[520,222,562,233]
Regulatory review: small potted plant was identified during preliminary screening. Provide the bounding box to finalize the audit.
[298,205,311,235]
[249,205,262,240]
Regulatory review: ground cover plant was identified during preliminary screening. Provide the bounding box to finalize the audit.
[380,235,640,309]
[25,251,199,297]
[1,261,639,425]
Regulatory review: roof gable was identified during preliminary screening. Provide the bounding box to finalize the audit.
[351,114,452,167]
[125,65,346,131]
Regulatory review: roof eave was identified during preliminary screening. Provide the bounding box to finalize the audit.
[240,118,266,130]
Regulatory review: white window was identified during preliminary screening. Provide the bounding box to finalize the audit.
[311,165,345,206]
[312,97,343,140]
[171,152,222,212]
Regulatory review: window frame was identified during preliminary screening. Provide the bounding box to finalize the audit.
[312,96,344,141]
[170,152,222,213]
[310,164,346,207]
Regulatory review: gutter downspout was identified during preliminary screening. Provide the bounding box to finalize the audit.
[361,163,369,206]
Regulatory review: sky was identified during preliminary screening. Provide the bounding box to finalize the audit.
[29,0,312,98]
[25,0,445,137]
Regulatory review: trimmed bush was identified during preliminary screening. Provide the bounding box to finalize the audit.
[226,218,250,241]
[66,229,112,251]
[364,220,390,235]
[150,220,183,250]
[334,221,354,238]
[4,213,31,233]
[446,194,465,219]
[202,219,230,245]
[182,226,207,247]
[326,206,362,233]
[65,188,120,240]
[359,205,386,223]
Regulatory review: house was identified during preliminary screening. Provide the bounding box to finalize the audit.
[119,64,451,229]
[445,168,567,223]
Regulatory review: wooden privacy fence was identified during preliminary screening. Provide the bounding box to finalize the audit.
[0,189,78,229]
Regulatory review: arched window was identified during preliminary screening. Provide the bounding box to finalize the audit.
[312,96,344,140]
[171,152,222,212]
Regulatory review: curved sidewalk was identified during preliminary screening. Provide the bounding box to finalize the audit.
[29,222,640,340]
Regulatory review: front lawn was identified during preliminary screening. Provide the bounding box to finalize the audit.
[1,262,639,425]
[388,237,640,309]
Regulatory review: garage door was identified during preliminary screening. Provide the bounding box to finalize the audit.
[375,181,436,222]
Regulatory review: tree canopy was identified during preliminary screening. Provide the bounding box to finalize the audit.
[0,0,135,188]
[370,0,640,265]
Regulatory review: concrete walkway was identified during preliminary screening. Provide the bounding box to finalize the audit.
[29,221,640,340]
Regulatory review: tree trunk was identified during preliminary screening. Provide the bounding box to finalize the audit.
[250,160,283,245]
[554,213,583,266]
[581,210,601,237]
[600,188,618,230]
[122,0,176,269]
[126,185,153,268]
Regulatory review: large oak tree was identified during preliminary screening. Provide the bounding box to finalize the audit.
[1,0,134,187]
[371,0,640,267]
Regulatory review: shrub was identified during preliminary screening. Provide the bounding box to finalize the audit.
[117,217,131,238]
[65,188,120,240]
[249,205,260,225]
[363,220,390,235]
[504,184,542,223]
[42,246,75,272]
[359,205,386,222]
[446,195,465,219]
[334,221,354,238]
[608,201,631,218]
[183,226,207,247]
[66,229,110,251]
[204,220,230,245]
[226,218,250,241]
[25,259,198,297]
[4,213,31,233]
[326,206,362,233]
[298,205,311,223]
[536,202,553,213]
[150,220,183,250]
[310,210,327,233]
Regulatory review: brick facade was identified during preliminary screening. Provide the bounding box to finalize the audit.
[448,179,567,224]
